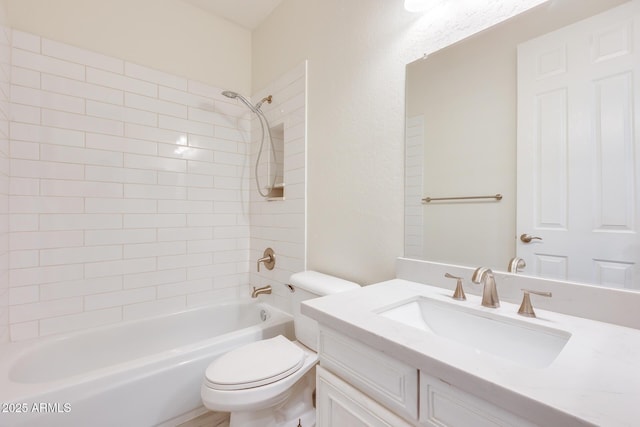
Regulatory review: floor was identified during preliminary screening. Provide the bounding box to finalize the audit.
[177,411,229,427]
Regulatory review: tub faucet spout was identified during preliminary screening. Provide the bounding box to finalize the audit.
[251,285,272,298]
[471,267,500,308]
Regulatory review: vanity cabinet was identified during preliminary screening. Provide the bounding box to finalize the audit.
[316,327,534,427]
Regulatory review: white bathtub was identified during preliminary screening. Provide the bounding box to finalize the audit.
[0,301,293,427]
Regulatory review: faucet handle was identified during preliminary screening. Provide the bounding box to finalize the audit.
[257,247,276,272]
[444,273,466,301]
[518,289,552,318]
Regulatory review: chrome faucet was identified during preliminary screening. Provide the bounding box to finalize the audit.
[507,257,526,273]
[471,267,500,308]
[251,285,272,298]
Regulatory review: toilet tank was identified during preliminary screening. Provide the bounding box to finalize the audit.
[289,271,360,352]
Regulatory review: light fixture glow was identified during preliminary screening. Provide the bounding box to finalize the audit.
[404,0,431,12]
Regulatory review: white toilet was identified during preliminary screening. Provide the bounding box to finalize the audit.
[200,271,359,427]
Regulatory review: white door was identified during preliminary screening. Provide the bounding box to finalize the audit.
[517,0,640,289]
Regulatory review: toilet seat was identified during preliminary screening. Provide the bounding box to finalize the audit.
[204,335,305,391]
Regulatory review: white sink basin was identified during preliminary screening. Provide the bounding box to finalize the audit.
[378,297,571,368]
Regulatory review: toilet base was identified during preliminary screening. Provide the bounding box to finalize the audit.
[230,407,315,427]
[228,369,316,427]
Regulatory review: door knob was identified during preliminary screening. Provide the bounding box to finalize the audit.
[520,234,542,243]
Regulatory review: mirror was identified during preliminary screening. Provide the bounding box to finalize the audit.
[405,0,638,290]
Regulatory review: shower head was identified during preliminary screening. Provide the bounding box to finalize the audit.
[221,90,258,113]
[221,90,239,99]
[221,90,272,112]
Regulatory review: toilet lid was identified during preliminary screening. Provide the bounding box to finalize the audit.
[205,335,305,390]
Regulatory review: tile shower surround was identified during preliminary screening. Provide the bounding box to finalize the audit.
[0,24,9,344]
[0,29,307,342]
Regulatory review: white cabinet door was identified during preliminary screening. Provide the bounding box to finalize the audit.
[318,328,418,420]
[419,373,536,427]
[517,0,640,289]
[316,366,414,427]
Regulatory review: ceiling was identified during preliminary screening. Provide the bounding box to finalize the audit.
[182,0,285,30]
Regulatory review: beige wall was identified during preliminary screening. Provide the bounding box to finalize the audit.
[0,0,7,25]
[253,0,548,284]
[6,0,251,93]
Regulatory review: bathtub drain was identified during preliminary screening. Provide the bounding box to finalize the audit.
[260,309,268,321]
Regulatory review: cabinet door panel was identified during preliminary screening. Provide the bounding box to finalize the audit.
[319,327,418,419]
[420,373,536,427]
[317,366,414,427]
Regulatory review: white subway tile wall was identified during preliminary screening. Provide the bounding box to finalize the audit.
[250,62,307,311]
[0,24,9,344]
[404,116,424,259]
[6,30,269,341]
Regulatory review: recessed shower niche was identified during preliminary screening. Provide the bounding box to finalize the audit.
[266,122,284,200]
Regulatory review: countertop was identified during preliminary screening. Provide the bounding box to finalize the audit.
[302,279,640,426]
